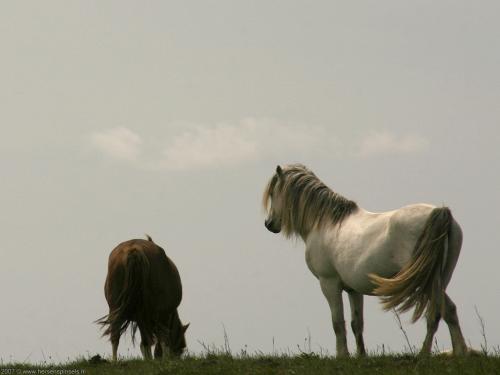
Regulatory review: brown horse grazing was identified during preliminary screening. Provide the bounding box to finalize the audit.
[96,235,189,360]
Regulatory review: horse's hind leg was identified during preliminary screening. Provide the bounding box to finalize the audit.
[320,277,349,357]
[111,334,120,361]
[138,324,153,360]
[443,293,467,355]
[109,319,123,361]
[348,291,366,356]
[420,308,441,355]
[140,343,153,360]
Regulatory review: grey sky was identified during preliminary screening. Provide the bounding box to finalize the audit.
[1,1,499,362]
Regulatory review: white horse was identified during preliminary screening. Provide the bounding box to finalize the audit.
[263,164,468,357]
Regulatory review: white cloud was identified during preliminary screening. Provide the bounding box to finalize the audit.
[358,131,429,157]
[90,127,142,162]
[89,119,333,170]
[89,123,428,170]
[151,118,337,170]
[156,122,258,170]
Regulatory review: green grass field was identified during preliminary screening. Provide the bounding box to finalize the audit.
[3,353,500,375]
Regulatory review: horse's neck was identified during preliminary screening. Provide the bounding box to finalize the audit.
[298,203,361,243]
[168,309,181,329]
[297,218,321,242]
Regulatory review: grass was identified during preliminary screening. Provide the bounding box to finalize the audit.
[4,313,499,374]
[2,351,500,375]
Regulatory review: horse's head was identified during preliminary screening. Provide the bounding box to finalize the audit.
[168,320,189,357]
[263,165,285,234]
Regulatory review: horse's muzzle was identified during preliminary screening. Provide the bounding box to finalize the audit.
[265,219,281,234]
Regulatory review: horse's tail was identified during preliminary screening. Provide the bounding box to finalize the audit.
[96,248,151,343]
[370,207,453,323]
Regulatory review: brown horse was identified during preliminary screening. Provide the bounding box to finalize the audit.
[96,235,189,360]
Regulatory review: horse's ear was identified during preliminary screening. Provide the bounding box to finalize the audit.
[183,323,190,333]
[276,165,283,177]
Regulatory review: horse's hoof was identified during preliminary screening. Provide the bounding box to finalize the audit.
[467,348,484,356]
[437,347,482,356]
[418,351,432,357]
[336,352,350,359]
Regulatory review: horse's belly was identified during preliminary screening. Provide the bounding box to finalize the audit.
[329,225,419,293]
[336,244,405,295]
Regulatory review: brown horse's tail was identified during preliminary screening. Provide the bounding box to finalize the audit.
[96,248,151,343]
[369,207,452,323]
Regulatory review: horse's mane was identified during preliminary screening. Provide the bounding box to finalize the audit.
[263,164,358,237]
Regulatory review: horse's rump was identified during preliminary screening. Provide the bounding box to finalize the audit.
[97,245,152,343]
[370,207,453,322]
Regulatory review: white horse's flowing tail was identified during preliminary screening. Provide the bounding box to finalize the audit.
[370,207,452,323]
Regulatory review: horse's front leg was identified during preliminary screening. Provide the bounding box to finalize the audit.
[348,291,366,356]
[320,277,349,357]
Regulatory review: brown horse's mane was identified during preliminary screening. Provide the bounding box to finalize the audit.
[263,164,358,237]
